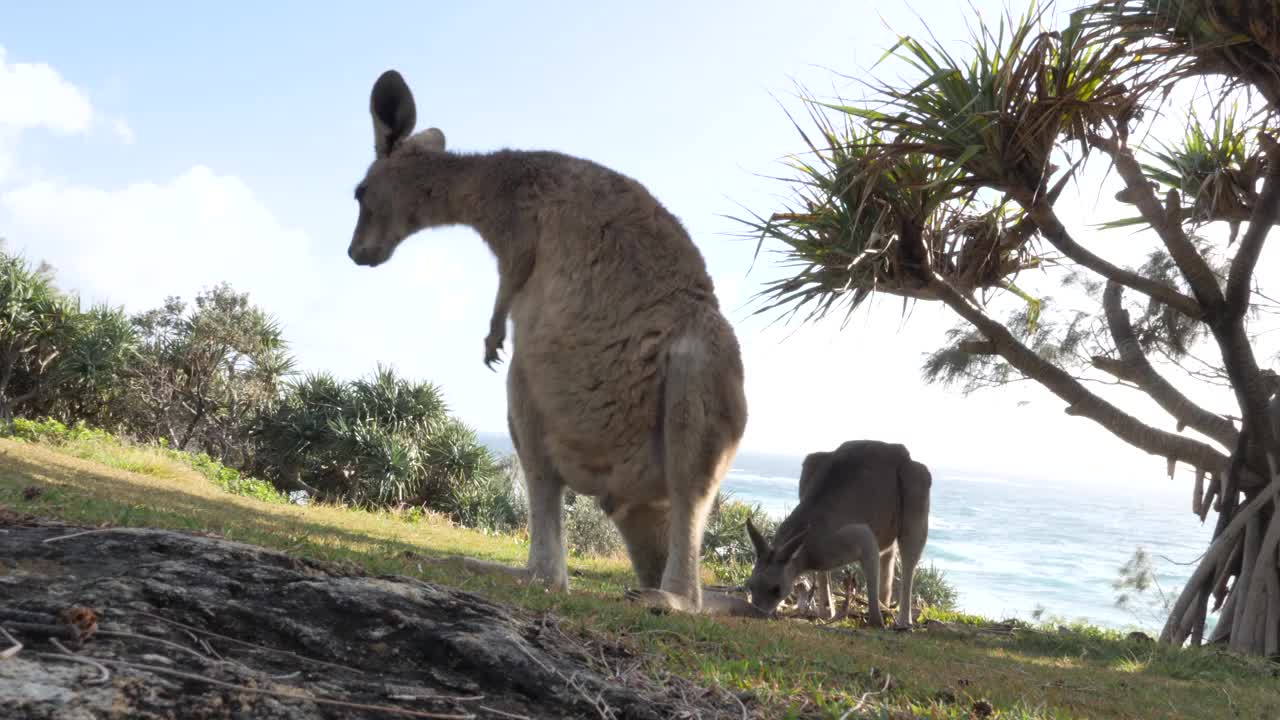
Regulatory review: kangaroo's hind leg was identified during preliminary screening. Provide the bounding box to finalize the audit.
[457,359,569,591]
[894,460,933,630]
[624,332,751,616]
[610,500,669,590]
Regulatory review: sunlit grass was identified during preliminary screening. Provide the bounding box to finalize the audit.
[3,436,1279,719]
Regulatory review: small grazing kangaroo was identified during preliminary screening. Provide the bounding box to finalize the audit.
[347,70,750,615]
[745,440,931,628]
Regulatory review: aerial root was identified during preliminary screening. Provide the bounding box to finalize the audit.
[1165,470,1280,654]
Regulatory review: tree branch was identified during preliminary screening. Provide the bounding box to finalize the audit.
[1224,134,1280,321]
[1019,197,1203,319]
[1093,134,1224,308]
[1100,281,1238,449]
[924,271,1236,479]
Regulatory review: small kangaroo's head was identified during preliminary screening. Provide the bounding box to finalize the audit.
[348,69,450,267]
[744,518,808,617]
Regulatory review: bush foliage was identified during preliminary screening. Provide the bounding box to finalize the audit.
[0,244,497,521]
[1,244,958,605]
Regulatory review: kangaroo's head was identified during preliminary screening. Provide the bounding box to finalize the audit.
[744,518,808,617]
[348,69,450,267]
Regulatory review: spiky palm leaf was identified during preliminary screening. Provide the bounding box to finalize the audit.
[737,5,1124,323]
[1085,0,1280,106]
[1104,105,1267,234]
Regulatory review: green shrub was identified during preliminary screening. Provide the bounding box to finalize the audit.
[909,561,958,611]
[443,454,527,534]
[252,366,499,510]
[563,491,623,558]
[173,450,286,504]
[700,491,778,584]
[5,417,111,445]
[834,558,958,611]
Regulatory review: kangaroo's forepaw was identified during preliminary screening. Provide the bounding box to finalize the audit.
[483,335,505,370]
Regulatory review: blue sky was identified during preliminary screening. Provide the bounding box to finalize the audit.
[0,1,1259,488]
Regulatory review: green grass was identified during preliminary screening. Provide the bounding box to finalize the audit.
[3,435,1278,719]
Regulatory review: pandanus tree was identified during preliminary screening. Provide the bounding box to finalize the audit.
[0,247,78,421]
[740,1,1280,654]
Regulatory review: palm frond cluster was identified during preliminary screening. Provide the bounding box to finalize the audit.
[742,6,1133,322]
[1086,0,1280,106]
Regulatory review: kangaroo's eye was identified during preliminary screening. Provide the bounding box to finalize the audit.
[354,184,367,202]
[771,585,781,596]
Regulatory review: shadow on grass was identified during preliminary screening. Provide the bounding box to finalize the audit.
[5,441,1280,720]
[0,447,632,591]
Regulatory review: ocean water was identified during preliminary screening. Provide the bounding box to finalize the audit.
[478,433,1210,632]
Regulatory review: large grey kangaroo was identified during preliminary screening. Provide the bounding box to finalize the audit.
[346,70,750,615]
[744,440,932,628]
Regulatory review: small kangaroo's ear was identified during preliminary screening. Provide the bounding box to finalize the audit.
[370,69,417,158]
[777,530,807,566]
[745,518,770,558]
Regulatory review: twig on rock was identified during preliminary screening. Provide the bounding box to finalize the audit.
[476,706,530,720]
[136,610,365,675]
[42,529,117,544]
[0,621,82,646]
[0,626,22,660]
[61,655,474,719]
[95,630,216,666]
[44,639,111,685]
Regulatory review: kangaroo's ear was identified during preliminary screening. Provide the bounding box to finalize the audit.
[413,127,446,152]
[745,518,770,558]
[777,530,807,566]
[370,69,417,158]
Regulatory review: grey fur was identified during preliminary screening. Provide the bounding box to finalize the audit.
[348,69,750,615]
[744,440,932,628]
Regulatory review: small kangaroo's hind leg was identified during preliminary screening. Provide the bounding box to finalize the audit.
[813,571,837,620]
[830,523,885,628]
[879,541,898,612]
[894,460,933,630]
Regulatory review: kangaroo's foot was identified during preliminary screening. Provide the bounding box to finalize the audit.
[892,610,916,631]
[454,556,569,592]
[624,588,768,618]
[624,587,691,614]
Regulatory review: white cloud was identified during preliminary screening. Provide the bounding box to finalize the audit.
[0,164,494,411]
[110,117,134,144]
[3,167,311,315]
[0,45,132,183]
[0,46,94,134]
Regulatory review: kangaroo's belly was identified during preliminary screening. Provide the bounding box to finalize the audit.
[505,286,689,502]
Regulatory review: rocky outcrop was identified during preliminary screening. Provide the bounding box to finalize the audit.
[0,512,750,719]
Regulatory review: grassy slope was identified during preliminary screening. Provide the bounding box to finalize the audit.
[2,436,1278,720]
